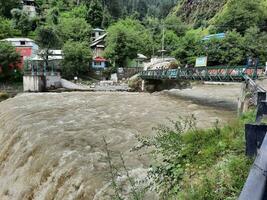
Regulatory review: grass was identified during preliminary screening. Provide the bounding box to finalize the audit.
[137,111,256,200]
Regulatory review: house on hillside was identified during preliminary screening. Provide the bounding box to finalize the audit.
[1,38,39,70]
[22,0,38,17]
[90,28,108,70]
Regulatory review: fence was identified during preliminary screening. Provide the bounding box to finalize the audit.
[239,78,267,200]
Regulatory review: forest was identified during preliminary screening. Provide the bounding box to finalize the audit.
[1,0,267,78]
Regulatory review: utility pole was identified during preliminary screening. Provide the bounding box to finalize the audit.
[158,24,166,61]
[162,25,165,60]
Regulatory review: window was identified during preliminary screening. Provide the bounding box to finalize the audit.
[20,41,26,45]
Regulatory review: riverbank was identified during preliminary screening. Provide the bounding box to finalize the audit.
[144,110,254,199]
[0,82,23,102]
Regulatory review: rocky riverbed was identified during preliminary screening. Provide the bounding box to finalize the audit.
[0,91,236,200]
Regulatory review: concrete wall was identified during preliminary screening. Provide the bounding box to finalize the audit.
[23,75,45,92]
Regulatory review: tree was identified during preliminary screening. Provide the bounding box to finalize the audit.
[164,15,187,37]
[243,27,267,65]
[172,30,203,66]
[0,42,20,80]
[86,0,103,28]
[57,17,92,44]
[201,31,245,66]
[0,0,20,18]
[62,41,92,79]
[212,0,267,34]
[11,9,33,36]
[0,17,16,39]
[104,18,153,67]
[36,26,60,68]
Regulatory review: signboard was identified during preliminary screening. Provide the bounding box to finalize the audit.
[203,33,226,41]
[195,56,208,67]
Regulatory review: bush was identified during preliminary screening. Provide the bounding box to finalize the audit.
[61,41,92,79]
[0,92,9,101]
[137,113,254,199]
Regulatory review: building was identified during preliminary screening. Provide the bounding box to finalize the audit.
[92,56,108,69]
[90,29,108,70]
[22,0,37,18]
[1,38,39,70]
[91,28,106,41]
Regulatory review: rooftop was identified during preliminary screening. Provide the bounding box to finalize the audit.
[92,28,105,32]
[1,38,35,42]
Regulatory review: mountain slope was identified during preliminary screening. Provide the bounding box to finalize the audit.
[172,0,227,27]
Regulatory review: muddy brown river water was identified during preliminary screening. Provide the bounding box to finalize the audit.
[0,91,236,200]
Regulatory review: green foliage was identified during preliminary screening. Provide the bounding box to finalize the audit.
[11,9,34,36]
[211,0,267,34]
[172,30,203,66]
[0,17,16,39]
[0,42,21,81]
[86,0,103,28]
[60,5,87,19]
[0,92,9,102]
[202,31,245,66]
[62,41,92,79]
[0,0,20,18]
[164,15,187,36]
[105,18,153,67]
[57,16,91,44]
[36,26,60,67]
[137,114,253,199]
[36,26,59,49]
[173,0,227,28]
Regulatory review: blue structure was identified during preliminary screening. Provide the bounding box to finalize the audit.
[203,33,226,41]
[92,57,107,70]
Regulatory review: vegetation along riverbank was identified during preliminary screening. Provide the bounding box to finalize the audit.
[132,111,256,199]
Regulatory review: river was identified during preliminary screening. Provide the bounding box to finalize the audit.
[0,91,236,200]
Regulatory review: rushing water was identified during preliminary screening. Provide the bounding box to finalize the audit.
[0,92,235,200]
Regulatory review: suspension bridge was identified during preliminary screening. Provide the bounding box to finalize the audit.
[140,66,264,82]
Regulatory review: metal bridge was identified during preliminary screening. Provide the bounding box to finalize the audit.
[140,66,263,82]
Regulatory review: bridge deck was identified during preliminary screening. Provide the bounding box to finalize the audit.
[140,66,263,82]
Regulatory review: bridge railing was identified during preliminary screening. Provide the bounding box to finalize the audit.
[140,66,264,82]
[239,82,267,199]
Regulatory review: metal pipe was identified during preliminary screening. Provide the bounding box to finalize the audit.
[239,134,267,200]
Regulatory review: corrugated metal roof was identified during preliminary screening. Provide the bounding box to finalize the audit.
[1,38,35,42]
[90,33,107,47]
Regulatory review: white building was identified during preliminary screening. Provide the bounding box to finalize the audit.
[22,0,37,18]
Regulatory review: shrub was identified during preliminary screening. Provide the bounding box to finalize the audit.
[137,114,254,199]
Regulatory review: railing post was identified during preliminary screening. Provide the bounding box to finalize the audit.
[245,124,267,157]
[257,92,267,107]
[256,101,267,124]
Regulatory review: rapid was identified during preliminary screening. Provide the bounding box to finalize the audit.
[0,91,236,200]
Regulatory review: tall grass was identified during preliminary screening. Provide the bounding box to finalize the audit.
[137,111,255,200]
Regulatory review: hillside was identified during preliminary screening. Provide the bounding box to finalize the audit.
[172,0,227,27]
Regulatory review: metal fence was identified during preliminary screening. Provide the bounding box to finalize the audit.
[239,79,267,200]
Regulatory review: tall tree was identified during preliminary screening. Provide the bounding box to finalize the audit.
[86,0,103,28]
[36,26,60,68]
[11,9,33,36]
[0,0,20,18]
[57,17,92,44]
[0,42,20,80]
[212,0,267,34]
[62,41,92,79]
[105,18,153,67]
